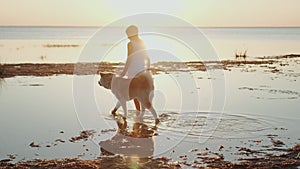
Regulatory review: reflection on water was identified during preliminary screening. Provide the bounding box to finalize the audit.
[0,78,5,88]
[100,114,156,161]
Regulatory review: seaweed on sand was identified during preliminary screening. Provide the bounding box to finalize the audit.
[0,63,4,78]
[0,63,5,87]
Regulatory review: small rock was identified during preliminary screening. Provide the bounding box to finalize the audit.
[29,141,40,148]
[179,155,187,159]
[219,145,224,151]
[196,152,208,156]
[55,139,66,143]
[0,159,11,163]
[189,148,198,152]
[7,154,16,160]
[271,138,285,147]
[254,140,263,143]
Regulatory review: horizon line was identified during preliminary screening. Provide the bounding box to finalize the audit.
[1,25,300,29]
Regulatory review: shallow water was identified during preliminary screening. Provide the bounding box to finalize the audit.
[0,59,299,163]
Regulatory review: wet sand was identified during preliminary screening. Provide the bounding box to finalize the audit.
[0,54,300,168]
[1,147,299,169]
[0,156,178,169]
[0,138,299,168]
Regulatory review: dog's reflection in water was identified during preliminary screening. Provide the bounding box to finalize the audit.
[99,114,156,162]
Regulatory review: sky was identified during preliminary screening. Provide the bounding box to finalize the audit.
[1,0,300,27]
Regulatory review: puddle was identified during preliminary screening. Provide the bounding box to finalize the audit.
[0,64,299,166]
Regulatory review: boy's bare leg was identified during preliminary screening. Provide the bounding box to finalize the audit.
[134,98,140,111]
[134,98,141,117]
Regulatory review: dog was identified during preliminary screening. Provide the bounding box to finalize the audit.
[98,71,159,124]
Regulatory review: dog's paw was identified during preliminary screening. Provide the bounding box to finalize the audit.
[135,111,141,117]
[111,109,117,116]
[111,112,117,117]
[155,119,160,125]
[137,116,143,123]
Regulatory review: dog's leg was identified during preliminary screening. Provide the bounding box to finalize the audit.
[111,102,121,116]
[148,106,160,125]
[120,99,127,120]
[148,91,159,124]
[133,98,141,111]
[134,99,141,117]
[138,105,146,123]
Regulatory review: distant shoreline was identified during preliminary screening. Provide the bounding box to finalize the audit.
[1,25,300,29]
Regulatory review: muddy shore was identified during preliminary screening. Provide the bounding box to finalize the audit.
[0,144,299,168]
[1,54,299,78]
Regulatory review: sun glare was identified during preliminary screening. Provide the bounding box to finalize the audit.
[102,0,185,25]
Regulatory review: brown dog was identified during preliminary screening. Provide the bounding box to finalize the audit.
[98,71,159,124]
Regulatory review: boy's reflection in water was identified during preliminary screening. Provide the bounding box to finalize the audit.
[99,114,157,163]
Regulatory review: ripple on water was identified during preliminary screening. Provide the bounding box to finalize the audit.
[99,111,275,142]
[156,112,274,142]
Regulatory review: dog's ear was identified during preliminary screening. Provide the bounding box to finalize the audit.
[100,72,115,77]
[100,72,105,77]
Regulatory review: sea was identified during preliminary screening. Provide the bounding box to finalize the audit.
[0,27,299,165]
[0,26,300,63]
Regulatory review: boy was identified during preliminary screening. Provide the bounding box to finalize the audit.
[120,25,150,115]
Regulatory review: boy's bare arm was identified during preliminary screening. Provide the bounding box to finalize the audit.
[127,42,133,56]
[146,56,150,70]
[120,42,133,76]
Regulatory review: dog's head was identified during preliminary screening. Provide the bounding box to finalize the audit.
[98,72,114,89]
